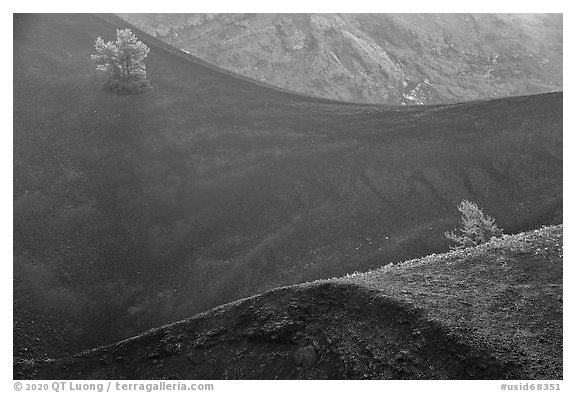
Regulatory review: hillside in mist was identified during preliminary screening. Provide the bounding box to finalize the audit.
[120,13,563,105]
[17,226,562,379]
[14,14,562,361]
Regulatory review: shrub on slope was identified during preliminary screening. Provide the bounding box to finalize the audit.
[16,225,562,380]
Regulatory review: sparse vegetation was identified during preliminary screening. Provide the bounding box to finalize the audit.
[16,225,563,380]
[91,29,150,93]
[14,14,562,362]
[445,200,502,248]
[119,14,563,105]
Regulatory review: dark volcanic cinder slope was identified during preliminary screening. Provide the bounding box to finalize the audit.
[119,13,563,105]
[14,14,562,357]
[16,226,562,380]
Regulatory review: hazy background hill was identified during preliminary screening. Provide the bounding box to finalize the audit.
[14,14,562,359]
[118,13,563,105]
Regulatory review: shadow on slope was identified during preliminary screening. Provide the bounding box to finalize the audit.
[14,14,562,357]
[13,283,524,380]
[16,226,562,380]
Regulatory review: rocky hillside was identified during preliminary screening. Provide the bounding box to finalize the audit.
[119,13,562,105]
[16,225,562,379]
[14,14,562,360]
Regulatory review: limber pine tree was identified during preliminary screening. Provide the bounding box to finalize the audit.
[91,29,151,94]
[445,200,502,249]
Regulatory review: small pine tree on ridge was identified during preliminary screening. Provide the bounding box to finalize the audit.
[445,200,502,249]
[91,29,151,94]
